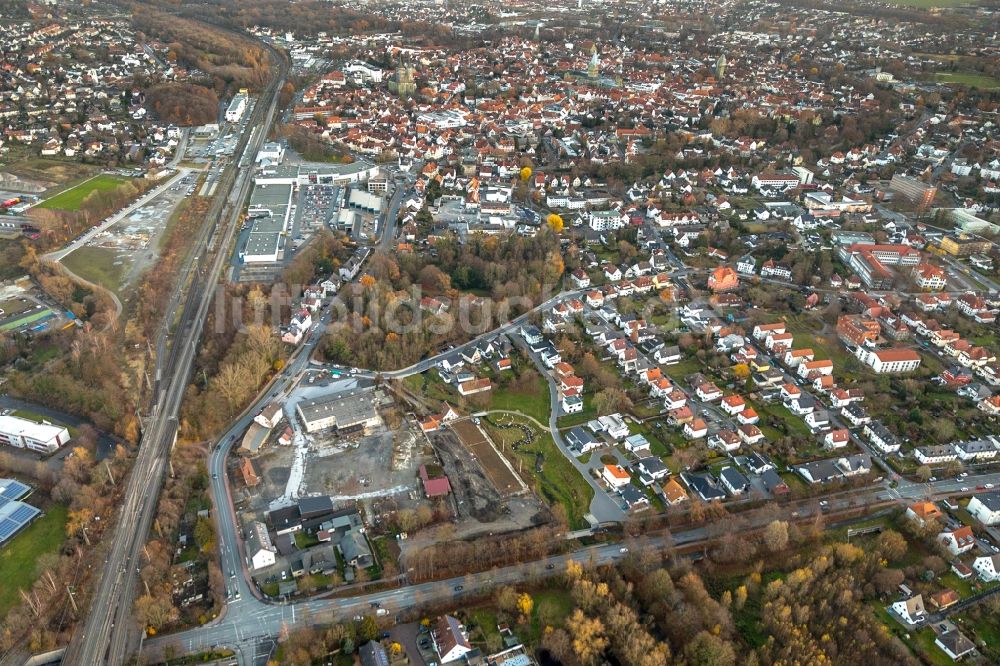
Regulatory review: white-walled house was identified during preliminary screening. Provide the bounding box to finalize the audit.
[973,555,1000,581]
[968,493,1000,525]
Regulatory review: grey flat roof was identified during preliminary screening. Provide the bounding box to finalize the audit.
[250,183,293,207]
[297,388,378,428]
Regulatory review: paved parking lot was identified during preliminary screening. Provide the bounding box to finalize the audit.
[294,184,340,236]
[388,622,434,666]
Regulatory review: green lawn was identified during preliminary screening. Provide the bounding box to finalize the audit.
[933,72,1000,90]
[526,588,575,644]
[486,417,594,530]
[0,504,68,617]
[662,357,705,383]
[490,375,551,424]
[967,613,1000,663]
[37,174,130,210]
[62,246,127,295]
[755,401,811,438]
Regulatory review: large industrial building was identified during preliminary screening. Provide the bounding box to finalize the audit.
[255,161,380,187]
[0,415,71,454]
[296,387,381,434]
[241,182,293,264]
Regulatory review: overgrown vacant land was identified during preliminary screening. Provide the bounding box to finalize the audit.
[37,174,131,211]
[61,246,128,295]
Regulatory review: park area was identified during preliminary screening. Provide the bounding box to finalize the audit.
[37,174,130,211]
[486,415,594,530]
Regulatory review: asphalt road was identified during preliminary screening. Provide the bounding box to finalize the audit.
[144,471,1000,665]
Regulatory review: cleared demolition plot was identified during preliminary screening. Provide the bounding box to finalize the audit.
[238,387,427,516]
[61,175,194,293]
[450,419,526,497]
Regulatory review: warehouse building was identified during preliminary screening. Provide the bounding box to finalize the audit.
[347,188,383,214]
[0,415,71,454]
[240,182,293,264]
[296,387,381,434]
[255,161,380,187]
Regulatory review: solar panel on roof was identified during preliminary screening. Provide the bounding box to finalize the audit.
[7,504,38,524]
[0,497,9,509]
[0,521,18,541]
[0,480,29,500]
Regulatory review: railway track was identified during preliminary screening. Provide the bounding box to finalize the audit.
[60,36,288,666]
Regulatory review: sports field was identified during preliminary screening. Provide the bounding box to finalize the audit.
[933,72,1000,90]
[452,420,525,496]
[37,174,130,211]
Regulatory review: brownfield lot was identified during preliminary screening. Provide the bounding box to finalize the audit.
[451,420,524,497]
[1,157,97,193]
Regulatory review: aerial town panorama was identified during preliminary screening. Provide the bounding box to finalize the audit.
[1,0,1000,664]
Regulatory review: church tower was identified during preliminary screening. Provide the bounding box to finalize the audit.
[588,44,600,80]
[715,53,727,79]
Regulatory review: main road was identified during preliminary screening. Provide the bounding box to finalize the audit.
[145,467,1000,665]
[60,43,288,666]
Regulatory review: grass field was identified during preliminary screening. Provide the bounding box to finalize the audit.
[0,504,68,618]
[0,298,33,319]
[933,72,1000,90]
[490,375,551,424]
[38,174,129,211]
[61,246,127,295]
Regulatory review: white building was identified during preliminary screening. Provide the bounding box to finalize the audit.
[226,93,248,123]
[890,595,926,625]
[0,415,71,454]
[246,521,276,570]
[433,616,473,664]
[968,493,1000,525]
[855,347,922,374]
[343,61,384,84]
[914,445,958,465]
[588,210,627,232]
[256,142,285,164]
[973,555,1000,581]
